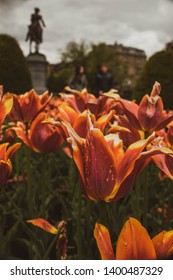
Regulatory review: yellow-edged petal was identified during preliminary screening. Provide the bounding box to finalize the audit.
[152,230,173,259]
[27,218,58,234]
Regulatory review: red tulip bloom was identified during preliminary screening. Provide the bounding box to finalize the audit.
[0,142,21,187]
[167,121,173,146]
[58,103,80,126]
[94,217,173,260]
[103,82,173,133]
[15,112,64,153]
[9,89,52,123]
[63,113,171,201]
[0,86,13,126]
[61,87,99,114]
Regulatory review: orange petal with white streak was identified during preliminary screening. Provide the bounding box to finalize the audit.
[85,128,117,201]
[62,121,85,182]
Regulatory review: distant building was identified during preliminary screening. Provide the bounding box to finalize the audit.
[48,42,146,96]
[166,40,173,51]
[112,42,146,88]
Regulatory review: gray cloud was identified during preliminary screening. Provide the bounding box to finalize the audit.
[0,0,173,62]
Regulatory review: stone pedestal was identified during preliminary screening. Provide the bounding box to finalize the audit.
[26,53,48,94]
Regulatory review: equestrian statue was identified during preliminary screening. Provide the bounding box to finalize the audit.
[25,8,46,53]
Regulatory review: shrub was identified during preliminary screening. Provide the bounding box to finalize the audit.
[134,50,173,109]
[0,34,32,93]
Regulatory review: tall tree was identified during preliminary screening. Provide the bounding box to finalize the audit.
[61,41,89,67]
[134,50,173,109]
[85,43,125,91]
[0,34,32,93]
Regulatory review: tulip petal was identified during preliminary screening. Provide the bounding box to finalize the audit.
[94,223,115,260]
[117,135,155,184]
[152,154,173,180]
[0,143,9,160]
[27,218,58,234]
[106,135,154,201]
[15,126,33,150]
[10,94,24,121]
[85,128,117,201]
[155,114,173,131]
[138,94,163,132]
[107,125,130,134]
[116,217,156,260]
[29,113,64,153]
[6,143,21,160]
[58,104,79,125]
[95,110,115,132]
[0,93,13,126]
[152,230,173,259]
[113,146,172,200]
[73,110,96,138]
[20,90,52,122]
[62,121,85,182]
[118,115,142,147]
[0,160,12,187]
[118,99,141,130]
[105,134,124,167]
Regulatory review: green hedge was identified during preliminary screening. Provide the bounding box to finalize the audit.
[134,50,173,109]
[0,34,32,93]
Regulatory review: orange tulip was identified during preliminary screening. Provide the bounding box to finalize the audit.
[94,217,173,260]
[15,112,64,153]
[0,142,21,187]
[152,230,173,259]
[9,89,52,123]
[61,87,98,114]
[103,82,173,133]
[63,112,171,201]
[116,115,143,148]
[166,121,173,146]
[58,103,79,126]
[0,85,13,126]
[152,152,173,180]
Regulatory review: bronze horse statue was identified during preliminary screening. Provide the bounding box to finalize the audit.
[26,8,46,53]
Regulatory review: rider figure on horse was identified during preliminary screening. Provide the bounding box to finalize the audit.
[26,8,46,53]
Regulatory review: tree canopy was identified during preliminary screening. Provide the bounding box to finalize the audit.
[48,41,127,93]
[134,50,173,109]
[0,34,32,93]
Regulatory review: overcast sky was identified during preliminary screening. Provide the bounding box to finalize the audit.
[0,0,173,63]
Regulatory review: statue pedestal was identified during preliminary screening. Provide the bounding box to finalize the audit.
[26,53,48,94]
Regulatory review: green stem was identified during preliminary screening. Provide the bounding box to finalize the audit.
[40,153,47,216]
[143,165,148,228]
[135,178,140,221]
[15,148,20,187]
[77,184,82,259]
[5,191,40,247]
[42,235,58,260]
[26,146,33,216]
[98,200,107,225]
[86,199,91,242]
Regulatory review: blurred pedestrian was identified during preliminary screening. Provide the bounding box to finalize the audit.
[95,64,114,97]
[68,65,88,91]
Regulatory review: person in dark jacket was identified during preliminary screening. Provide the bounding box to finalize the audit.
[68,65,88,91]
[95,64,114,97]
